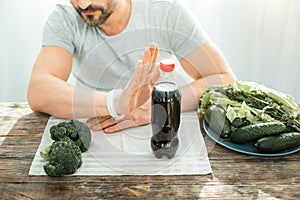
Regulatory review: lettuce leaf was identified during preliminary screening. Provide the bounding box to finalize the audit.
[236,80,299,118]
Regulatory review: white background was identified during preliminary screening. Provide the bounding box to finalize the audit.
[1,0,300,103]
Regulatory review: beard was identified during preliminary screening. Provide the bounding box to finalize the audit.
[73,1,117,27]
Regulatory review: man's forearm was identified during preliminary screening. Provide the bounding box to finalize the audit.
[180,72,235,112]
[28,75,108,119]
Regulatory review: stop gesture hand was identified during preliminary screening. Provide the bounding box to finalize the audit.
[87,43,159,133]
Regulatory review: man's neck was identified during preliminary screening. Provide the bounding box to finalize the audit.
[100,0,132,36]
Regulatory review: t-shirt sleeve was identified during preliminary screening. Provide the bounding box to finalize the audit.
[42,5,76,55]
[166,0,209,59]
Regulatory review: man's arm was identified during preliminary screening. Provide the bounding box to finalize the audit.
[27,46,108,119]
[28,44,159,119]
[179,41,236,112]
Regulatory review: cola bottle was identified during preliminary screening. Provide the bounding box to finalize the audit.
[150,59,181,159]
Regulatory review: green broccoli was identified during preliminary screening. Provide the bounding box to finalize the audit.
[49,122,77,141]
[40,145,52,161]
[40,138,82,177]
[69,120,92,152]
[49,120,91,152]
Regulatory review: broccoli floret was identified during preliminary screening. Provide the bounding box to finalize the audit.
[69,120,91,152]
[40,145,52,161]
[49,120,91,152]
[41,138,82,177]
[49,126,67,141]
[50,122,77,141]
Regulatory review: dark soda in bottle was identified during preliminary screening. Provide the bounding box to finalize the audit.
[151,59,181,159]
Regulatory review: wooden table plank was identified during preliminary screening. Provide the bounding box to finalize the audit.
[1,181,299,199]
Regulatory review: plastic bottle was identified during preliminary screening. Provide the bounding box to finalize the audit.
[150,59,181,159]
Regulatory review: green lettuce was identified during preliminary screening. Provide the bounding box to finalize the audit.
[199,81,300,132]
[236,81,299,118]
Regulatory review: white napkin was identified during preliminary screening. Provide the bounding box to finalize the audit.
[29,112,212,176]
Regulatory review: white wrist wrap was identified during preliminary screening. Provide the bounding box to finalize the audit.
[106,89,124,120]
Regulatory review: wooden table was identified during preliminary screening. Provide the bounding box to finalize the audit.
[0,103,299,199]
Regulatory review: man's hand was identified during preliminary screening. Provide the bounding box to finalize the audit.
[115,43,159,115]
[86,99,151,133]
[86,43,160,133]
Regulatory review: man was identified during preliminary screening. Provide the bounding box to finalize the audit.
[28,0,235,133]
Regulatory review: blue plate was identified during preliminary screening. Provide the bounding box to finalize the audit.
[203,120,300,156]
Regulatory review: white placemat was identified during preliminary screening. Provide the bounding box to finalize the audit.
[29,111,212,176]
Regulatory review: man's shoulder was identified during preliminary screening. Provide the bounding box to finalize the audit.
[46,4,81,28]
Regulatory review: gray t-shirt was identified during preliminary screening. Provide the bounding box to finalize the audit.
[42,0,209,90]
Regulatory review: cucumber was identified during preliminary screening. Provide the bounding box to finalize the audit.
[255,132,300,153]
[204,105,231,138]
[230,122,286,144]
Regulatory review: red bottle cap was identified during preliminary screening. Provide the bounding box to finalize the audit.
[160,59,175,72]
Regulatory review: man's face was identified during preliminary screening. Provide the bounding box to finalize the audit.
[71,0,118,27]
